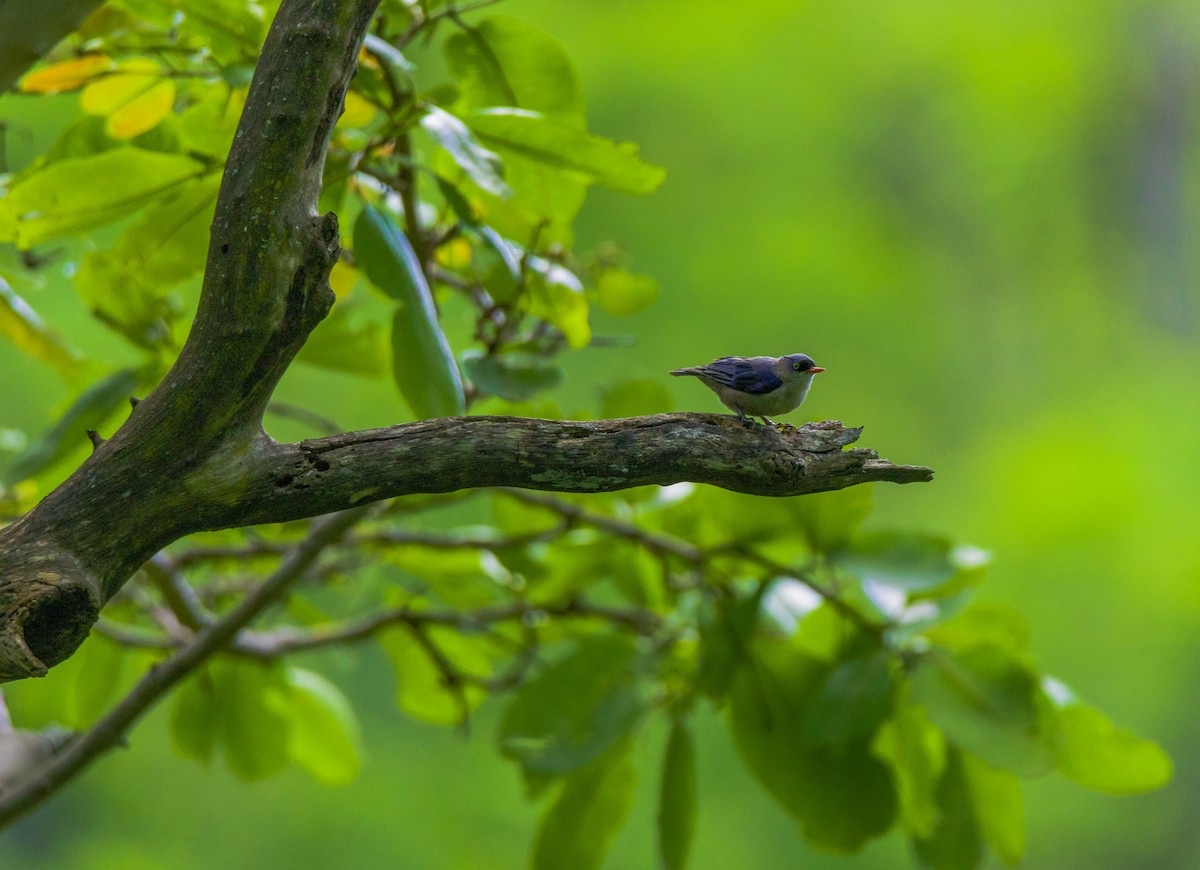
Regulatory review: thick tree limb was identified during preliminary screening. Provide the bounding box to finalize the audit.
[0,0,381,682]
[233,415,930,525]
[0,0,933,685]
[0,508,366,827]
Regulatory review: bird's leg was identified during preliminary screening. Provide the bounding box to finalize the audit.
[760,416,776,427]
[732,407,755,429]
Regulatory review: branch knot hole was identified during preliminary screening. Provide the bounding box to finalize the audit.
[22,584,98,669]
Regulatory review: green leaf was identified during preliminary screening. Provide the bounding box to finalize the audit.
[728,639,897,852]
[834,532,989,599]
[296,303,389,377]
[391,304,464,416]
[421,106,510,197]
[1046,678,1172,794]
[462,351,563,401]
[353,206,425,305]
[46,112,184,163]
[169,659,293,780]
[787,486,873,554]
[468,109,666,196]
[433,180,524,300]
[176,82,241,158]
[472,157,588,246]
[595,269,660,317]
[913,748,984,870]
[0,149,205,247]
[666,487,796,549]
[381,544,510,608]
[76,174,219,348]
[0,274,84,382]
[475,226,524,300]
[66,634,128,728]
[435,175,483,228]
[498,634,646,776]
[119,0,266,60]
[1,632,131,730]
[910,645,1057,777]
[525,256,590,347]
[532,741,638,870]
[925,602,1030,652]
[444,16,584,124]
[658,716,697,870]
[803,649,895,750]
[873,693,946,838]
[695,588,763,700]
[353,205,464,418]
[170,671,220,763]
[961,753,1024,866]
[281,666,363,786]
[217,659,291,781]
[378,625,490,726]
[3,368,139,485]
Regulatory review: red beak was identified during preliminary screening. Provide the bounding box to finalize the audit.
[810,367,826,374]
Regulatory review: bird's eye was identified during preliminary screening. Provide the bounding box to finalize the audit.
[792,361,802,370]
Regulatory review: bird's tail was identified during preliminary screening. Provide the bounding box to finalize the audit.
[669,367,701,377]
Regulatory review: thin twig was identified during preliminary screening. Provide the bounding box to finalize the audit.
[0,508,367,829]
[232,596,661,657]
[141,558,211,630]
[349,524,568,551]
[265,402,343,436]
[499,489,704,564]
[734,549,886,637]
[165,539,291,571]
[404,622,473,729]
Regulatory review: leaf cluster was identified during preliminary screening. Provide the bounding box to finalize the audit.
[6,485,1170,869]
[1,1,665,497]
[0,3,1172,868]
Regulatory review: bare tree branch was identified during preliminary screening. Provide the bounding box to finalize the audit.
[205,416,932,526]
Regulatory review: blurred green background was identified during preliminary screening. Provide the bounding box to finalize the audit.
[3,0,1199,866]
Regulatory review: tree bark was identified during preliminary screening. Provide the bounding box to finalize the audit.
[0,0,933,683]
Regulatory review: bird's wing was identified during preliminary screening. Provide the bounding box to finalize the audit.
[698,358,782,395]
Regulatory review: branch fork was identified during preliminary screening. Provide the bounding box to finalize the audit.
[0,0,932,684]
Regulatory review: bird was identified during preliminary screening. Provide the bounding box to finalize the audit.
[669,353,825,426]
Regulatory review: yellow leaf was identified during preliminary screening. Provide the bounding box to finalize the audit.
[328,261,358,298]
[337,90,377,128]
[357,45,379,68]
[81,60,176,139]
[0,277,85,382]
[19,55,113,93]
[435,237,473,269]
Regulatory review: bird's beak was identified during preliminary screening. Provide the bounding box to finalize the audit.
[811,367,826,374]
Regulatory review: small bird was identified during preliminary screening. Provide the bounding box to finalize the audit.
[670,353,826,426]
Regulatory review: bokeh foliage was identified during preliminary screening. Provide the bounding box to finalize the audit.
[0,0,1191,868]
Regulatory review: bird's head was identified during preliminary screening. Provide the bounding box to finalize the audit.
[777,353,825,380]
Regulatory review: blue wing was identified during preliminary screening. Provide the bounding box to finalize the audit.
[698,358,782,395]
